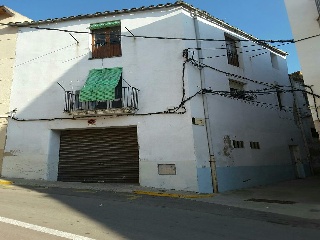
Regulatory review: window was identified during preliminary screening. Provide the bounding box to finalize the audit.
[225,35,239,67]
[232,140,244,148]
[250,142,260,149]
[270,52,279,69]
[229,80,246,99]
[90,21,122,59]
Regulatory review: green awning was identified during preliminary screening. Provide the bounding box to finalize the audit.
[79,67,122,102]
[89,20,121,30]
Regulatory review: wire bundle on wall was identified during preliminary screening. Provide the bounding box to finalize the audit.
[2,20,319,122]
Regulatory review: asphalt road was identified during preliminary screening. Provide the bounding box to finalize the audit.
[0,184,320,240]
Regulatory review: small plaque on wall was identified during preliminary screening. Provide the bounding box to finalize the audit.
[158,164,176,175]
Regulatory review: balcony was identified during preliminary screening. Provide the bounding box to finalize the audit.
[64,87,139,117]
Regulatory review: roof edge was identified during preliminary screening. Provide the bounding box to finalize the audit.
[0,5,14,17]
[8,1,287,56]
[177,2,287,56]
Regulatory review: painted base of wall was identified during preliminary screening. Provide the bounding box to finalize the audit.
[197,167,213,193]
[2,156,48,180]
[216,165,296,192]
[140,160,198,192]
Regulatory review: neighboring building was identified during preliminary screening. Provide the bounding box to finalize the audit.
[289,71,320,173]
[0,6,30,176]
[1,1,311,192]
[284,0,320,135]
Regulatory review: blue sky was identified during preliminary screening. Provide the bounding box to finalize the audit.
[1,0,300,73]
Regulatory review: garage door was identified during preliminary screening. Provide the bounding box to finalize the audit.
[58,127,139,183]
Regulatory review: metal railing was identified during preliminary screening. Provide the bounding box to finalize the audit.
[64,87,139,113]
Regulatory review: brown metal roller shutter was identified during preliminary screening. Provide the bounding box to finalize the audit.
[58,127,139,183]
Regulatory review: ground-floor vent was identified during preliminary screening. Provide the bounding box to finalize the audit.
[58,127,139,183]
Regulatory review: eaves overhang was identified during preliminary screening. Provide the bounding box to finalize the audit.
[7,1,287,57]
[0,5,14,17]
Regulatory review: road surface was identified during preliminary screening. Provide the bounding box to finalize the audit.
[0,184,319,240]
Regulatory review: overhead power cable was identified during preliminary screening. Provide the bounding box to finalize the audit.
[1,22,318,44]
[13,43,78,68]
[177,88,311,116]
[188,42,291,60]
[188,57,273,87]
[188,41,289,51]
[8,56,312,122]
[186,57,320,99]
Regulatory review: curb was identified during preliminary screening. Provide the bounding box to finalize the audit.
[0,179,13,185]
[133,190,214,199]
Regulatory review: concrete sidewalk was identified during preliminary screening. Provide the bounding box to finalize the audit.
[196,176,320,220]
[1,176,320,220]
[0,178,154,193]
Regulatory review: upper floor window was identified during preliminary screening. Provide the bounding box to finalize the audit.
[225,35,239,67]
[270,52,279,69]
[90,20,122,59]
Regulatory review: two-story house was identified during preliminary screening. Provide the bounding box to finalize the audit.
[0,6,30,176]
[1,1,311,192]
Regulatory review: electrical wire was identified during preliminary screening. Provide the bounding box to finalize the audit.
[188,57,273,87]
[184,56,319,118]
[14,43,77,68]
[61,52,89,64]
[1,21,318,44]
[10,73,312,122]
[192,42,291,60]
[3,24,317,122]
[303,84,320,121]
[187,41,289,51]
[187,56,320,99]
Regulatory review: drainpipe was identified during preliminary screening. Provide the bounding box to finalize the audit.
[289,76,313,175]
[192,14,218,193]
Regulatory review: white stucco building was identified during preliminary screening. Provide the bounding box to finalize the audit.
[0,6,30,176]
[289,72,320,173]
[284,0,320,136]
[2,1,311,192]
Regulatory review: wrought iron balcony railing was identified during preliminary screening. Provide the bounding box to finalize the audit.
[64,87,139,116]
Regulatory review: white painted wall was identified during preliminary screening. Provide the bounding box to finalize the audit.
[3,5,309,193]
[284,0,320,133]
[181,11,308,191]
[3,8,199,192]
